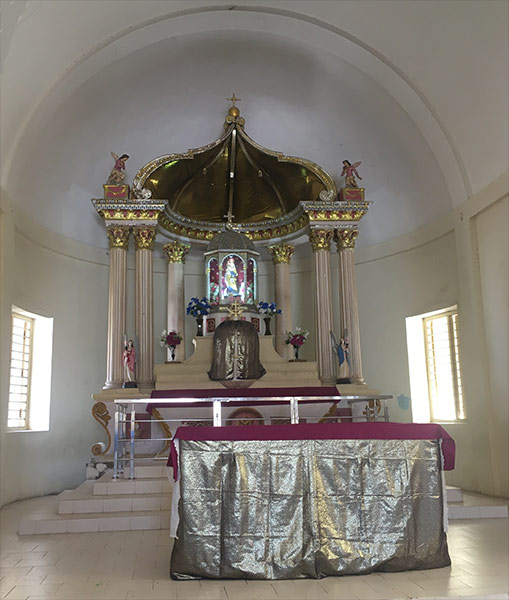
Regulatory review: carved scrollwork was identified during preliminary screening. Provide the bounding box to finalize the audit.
[152,408,172,457]
[91,402,111,455]
[363,399,381,422]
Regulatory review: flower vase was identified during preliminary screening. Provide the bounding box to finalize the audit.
[263,317,272,336]
[170,346,176,361]
[196,318,203,337]
[294,346,299,360]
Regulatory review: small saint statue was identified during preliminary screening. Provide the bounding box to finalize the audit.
[340,160,362,188]
[123,339,137,387]
[107,152,129,185]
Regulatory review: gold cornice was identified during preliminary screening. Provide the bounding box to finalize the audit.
[133,226,157,250]
[163,241,191,263]
[158,212,309,243]
[106,226,130,250]
[335,229,359,250]
[268,242,295,264]
[302,200,370,223]
[309,229,333,252]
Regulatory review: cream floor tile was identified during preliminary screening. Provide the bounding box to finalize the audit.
[0,567,33,578]
[2,495,508,600]
[240,580,280,599]
[2,583,62,599]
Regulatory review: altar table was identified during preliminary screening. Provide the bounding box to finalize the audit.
[169,423,453,580]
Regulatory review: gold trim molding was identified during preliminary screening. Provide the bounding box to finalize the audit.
[106,226,130,250]
[133,226,157,250]
[268,242,295,264]
[309,229,333,252]
[336,229,359,250]
[163,241,191,263]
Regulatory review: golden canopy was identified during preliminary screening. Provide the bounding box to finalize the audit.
[133,104,336,242]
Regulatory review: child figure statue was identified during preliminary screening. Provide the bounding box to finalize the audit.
[107,152,129,185]
[341,160,362,188]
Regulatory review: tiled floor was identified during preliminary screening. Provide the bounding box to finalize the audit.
[1,495,508,600]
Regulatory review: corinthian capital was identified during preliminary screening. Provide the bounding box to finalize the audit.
[268,242,294,264]
[162,241,191,263]
[106,226,130,250]
[335,229,359,250]
[309,229,333,252]
[133,226,157,250]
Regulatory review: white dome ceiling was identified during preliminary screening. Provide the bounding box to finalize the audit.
[2,1,507,250]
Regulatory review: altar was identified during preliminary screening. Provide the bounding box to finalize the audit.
[169,423,454,580]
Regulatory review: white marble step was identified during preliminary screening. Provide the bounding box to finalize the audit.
[122,464,168,479]
[59,492,171,515]
[93,472,172,496]
[446,485,463,503]
[19,509,170,535]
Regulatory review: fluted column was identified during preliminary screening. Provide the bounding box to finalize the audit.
[104,226,130,389]
[309,230,336,385]
[163,241,190,361]
[268,243,294,359]
[336,229,363,383]
[133,226,157,387]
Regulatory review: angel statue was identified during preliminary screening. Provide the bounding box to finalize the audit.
[341,160,362,188]
[107,152,129,185]
[331,330,350,381]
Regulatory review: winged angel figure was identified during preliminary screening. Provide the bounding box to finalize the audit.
[107,151,129,185]
[341,160,362,188]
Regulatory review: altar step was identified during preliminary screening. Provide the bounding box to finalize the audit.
[18,467,507,535]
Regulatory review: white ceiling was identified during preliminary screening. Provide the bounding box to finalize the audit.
[1,0,507,250]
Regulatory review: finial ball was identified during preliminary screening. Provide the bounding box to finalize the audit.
[228,106,240,118]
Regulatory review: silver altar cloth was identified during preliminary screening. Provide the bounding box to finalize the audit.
[170,438,450,579]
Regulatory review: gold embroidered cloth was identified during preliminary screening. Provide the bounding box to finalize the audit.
[170,438,450,579]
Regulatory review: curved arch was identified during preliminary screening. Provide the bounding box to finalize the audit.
[3,4,469,202]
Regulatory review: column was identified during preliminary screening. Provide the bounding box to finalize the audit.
[336,229,363,383]
[163,241,190,362]
[104,226,129,389]
[268,243,294,359]
[309,230,337,385]
[133,226,157,387]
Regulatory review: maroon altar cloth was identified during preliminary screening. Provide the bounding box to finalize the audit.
[147,386,339,412]
[169,422,455,479]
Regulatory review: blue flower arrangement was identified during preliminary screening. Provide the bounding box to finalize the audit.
[257,301,282,316]
[186,297,211,317]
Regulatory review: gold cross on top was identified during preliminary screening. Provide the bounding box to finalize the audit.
[220,297,245,320]
[227,93,241,106]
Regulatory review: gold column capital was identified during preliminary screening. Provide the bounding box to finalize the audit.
[335,229,359,250]
[133,225,157,251]
[163,240,191,263]
[309,229,333,252]
[106,225,130,250]
[268,242,295,264]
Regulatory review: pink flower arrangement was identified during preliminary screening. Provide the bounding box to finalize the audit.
[160,329,183,348]
[285,327,309,348]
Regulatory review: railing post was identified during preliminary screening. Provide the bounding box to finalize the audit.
[129,403,136,479]
[113,404,119,479]
[290,398,299,424]
[213,400,222,427]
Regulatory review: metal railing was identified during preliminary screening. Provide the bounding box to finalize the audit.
[112,394,393,479]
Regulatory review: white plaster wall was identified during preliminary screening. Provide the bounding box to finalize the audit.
[474,195,509,497]
[0,208,109,505]
[356,231,459,424]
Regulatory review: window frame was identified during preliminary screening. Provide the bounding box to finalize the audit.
[8,312,35,430]
[423,309,466,423]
